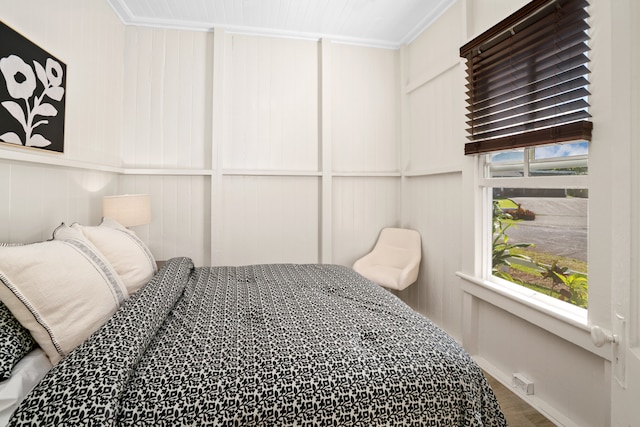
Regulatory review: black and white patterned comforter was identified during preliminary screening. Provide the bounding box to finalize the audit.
[9,257,506,426]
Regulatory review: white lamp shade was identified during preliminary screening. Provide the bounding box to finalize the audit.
[103,194,151,227]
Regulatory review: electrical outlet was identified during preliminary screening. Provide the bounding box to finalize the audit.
[512,373,534,395]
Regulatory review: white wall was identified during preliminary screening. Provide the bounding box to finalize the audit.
[118,174,211,267]
[1,1,124,167]
[0,0,124,241]
[116,29,401,266]
[118,26,213,265]
[120,27,212,170]
[588,1,640,425]
[222,35,318,172]
[0,161,117,242]
[0,2,401,266]
[402,173,463,335]
[213,34,321,265]
[329,44,400,266]
[331,44,399,174]
[399,0,466,332]
[397,1,630,426]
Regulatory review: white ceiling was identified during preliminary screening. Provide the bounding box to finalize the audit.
[106,0,455,48]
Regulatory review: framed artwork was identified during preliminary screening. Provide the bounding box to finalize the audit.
[0,21,66,153]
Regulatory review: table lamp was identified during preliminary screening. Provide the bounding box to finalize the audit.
[102,194,151,228]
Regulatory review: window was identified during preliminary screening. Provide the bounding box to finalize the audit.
[484,143,588,308]
[460,0,591,310]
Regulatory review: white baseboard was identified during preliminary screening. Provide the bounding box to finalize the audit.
[474,355,578,427]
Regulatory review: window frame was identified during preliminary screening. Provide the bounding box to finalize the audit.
[478,147,588,315]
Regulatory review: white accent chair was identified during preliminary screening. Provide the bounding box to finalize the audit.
[352,227,422,291]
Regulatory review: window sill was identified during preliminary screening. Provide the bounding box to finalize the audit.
[456,271,612,361]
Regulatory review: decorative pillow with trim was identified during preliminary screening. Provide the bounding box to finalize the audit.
[71,217,157,294]
[0,225,128,364]
[0,300,36,380]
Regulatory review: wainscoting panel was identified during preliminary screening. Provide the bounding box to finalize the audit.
[400,173,463,337]
[330,45,399,174]
[476,299,609,427]
[406,68,462,173]
[331,176,400,266]
[223,35,319,172]
[121,27,213,169]
[217,175,319,266]
[405,0,461,89]
[118,174,211,267]
[0,160,118,243]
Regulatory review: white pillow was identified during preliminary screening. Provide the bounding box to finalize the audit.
[0,226,129,364]
[71,218,157,294]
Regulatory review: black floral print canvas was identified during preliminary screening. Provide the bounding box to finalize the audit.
[0,21,66,153]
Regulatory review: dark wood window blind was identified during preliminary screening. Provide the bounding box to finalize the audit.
[460,0,592,155]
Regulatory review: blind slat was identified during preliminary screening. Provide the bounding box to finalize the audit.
[461,0,591,155]
[466,28,590,95]
[466,52,590,104]
[470,102,591,139]
[467,71,589,114]
[467,88,591,124]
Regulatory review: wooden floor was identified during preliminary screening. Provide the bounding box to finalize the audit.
[485,373,557,427]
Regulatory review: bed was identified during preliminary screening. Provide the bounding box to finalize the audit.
[0,219,506,426]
